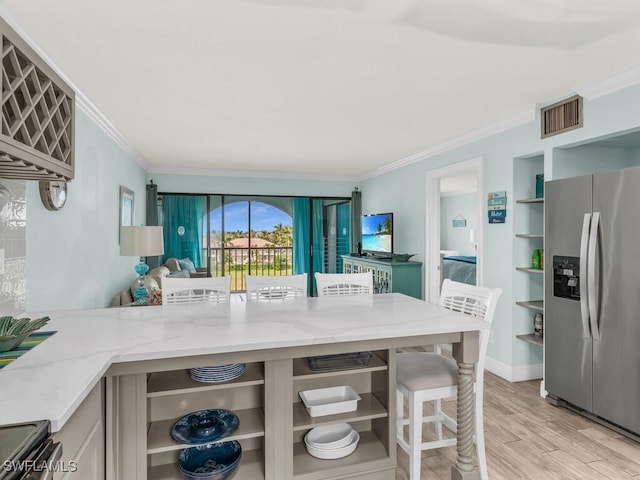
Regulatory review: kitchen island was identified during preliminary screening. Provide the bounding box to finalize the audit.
[0,293,487,480]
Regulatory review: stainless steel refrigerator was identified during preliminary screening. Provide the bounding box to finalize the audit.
[545,165,640,438]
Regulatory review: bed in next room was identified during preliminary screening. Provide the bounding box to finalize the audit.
[440,254,477,286]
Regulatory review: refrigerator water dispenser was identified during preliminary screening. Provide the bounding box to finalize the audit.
[552,256,580,300]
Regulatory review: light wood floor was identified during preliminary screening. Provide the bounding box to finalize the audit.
[396,372,640,479]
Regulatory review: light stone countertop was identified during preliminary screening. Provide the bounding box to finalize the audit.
[0,294,487,431]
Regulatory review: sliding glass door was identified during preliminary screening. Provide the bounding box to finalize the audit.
[159,193,351,293]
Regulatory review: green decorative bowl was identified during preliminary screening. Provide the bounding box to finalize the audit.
[0,315,50,352]
[0,331,31,353]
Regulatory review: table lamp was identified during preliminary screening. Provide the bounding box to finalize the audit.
[120,225,164,305]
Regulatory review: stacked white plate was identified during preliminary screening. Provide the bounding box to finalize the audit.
[304,423,360,460]
[189,363,246,383]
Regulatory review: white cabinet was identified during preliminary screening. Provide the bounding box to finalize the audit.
[52,380,104,480]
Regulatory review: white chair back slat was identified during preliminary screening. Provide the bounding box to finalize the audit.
[161,276,231,305]
[245,274,308,301]
[439,279,502,372]
[314,272,374,297]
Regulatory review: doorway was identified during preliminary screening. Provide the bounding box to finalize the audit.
[425,157,484,303]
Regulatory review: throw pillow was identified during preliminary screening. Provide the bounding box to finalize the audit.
[168,270,190,278]
[148,266,170,286]
[178,257,197,273]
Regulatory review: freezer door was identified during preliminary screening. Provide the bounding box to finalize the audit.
[592,166,640,435]
[545,174,593,411]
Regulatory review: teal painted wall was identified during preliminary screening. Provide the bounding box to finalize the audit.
[440,193,477,256]
[26,110,147,311]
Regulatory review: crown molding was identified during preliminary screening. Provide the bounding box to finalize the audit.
[361,108,536,180]
[0,8,150,171]
[148,165,361,183]
[577,65,640,100]
[74,96,150,170]
[363,65,640,180]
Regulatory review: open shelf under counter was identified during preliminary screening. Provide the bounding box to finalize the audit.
[293,430,393,480]
[292,352,388,380]
[293,393,387,431]
[516,334,543,347]
[149,448,264,480]
[515,300,544,312]
[146,362,264,397]
[147,407,265,454]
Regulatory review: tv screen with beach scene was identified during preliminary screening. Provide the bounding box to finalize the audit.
[361,212,393,255]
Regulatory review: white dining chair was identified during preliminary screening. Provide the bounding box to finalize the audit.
[314,272,373,297]
[395,279,502,480]
[245,273,308,301]
[161,276,231,305]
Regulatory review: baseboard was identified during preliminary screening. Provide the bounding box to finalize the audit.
[485,356,543,383]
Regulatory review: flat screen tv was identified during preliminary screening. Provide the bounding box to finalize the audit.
[361,212,393,257]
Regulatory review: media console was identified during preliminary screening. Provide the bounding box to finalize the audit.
[341,255,422,299]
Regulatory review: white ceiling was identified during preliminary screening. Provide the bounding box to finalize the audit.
[2,0,640,179]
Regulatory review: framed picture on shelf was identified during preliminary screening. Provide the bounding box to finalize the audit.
[119,186,134,242]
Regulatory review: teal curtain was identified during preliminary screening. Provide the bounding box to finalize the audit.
[162,195,205,267]
[292,198,310,275]
[312,199,324,278]
[337,202,351,271]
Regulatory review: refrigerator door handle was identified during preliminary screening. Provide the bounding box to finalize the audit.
[579,213,591,339]
[588,211,601,340]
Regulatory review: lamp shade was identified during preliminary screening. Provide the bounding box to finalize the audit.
[469,229,476,244]
[120,226,164,257]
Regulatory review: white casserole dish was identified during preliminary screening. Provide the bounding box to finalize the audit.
[304,423,354,449]
[298,386,361,417]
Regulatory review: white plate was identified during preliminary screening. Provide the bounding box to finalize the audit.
[190,365,246,383]
[191,366,245,376]
[305,430,360,459]
[299,386,361,417]
[191,363,245,373]
[304,423,354,449]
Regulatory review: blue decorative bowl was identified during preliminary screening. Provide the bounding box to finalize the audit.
[177,441,242,480]
[171,409,239,445]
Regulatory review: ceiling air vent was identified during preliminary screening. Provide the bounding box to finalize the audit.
[541,94,583,139]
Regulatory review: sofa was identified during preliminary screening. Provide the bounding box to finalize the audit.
[110,257,207,306]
